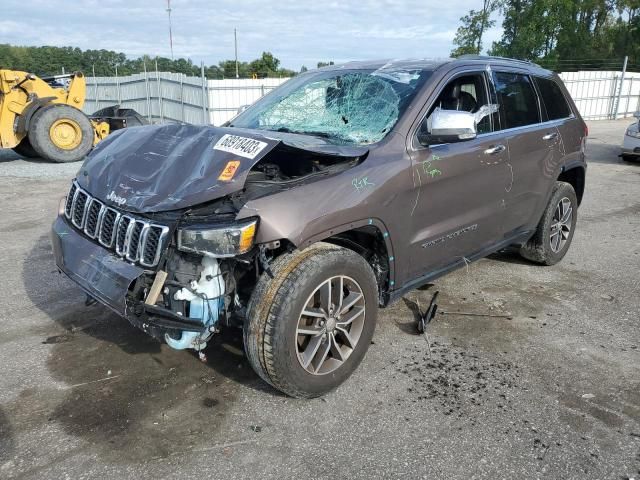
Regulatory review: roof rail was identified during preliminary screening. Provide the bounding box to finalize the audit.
[456,55,541,68]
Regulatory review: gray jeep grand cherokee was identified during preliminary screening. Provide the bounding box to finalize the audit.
[51,56,587,398]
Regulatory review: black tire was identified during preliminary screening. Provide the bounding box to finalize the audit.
[520,181,578,265]
[244,243,378,398]
[28,105,94,163]
[621,154,639,163]
[12,137,39,158]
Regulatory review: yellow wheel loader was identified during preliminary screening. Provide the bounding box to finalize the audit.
[0,69,146,163]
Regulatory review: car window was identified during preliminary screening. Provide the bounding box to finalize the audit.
[492,72,540,129]
[427,73,492,135]
[535,77,572,120]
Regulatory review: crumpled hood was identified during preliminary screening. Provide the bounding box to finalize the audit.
[76,123,368,213]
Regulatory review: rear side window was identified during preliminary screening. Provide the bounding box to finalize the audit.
[535,77,572,120]
[492,72,540,129]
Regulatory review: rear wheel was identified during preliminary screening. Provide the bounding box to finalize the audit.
[520,181,578,265]
[244,243,378,398]
[28,105,94,163]
[12,137,39,158]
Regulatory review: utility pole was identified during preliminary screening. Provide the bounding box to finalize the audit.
[234,28,239,78]
[167,0,174,60]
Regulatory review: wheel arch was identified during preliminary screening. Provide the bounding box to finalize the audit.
[266,218,395,306]
[558,165,585,205]
[16,97,57,135]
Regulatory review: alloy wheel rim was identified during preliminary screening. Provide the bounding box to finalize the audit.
[550,196,572,253]
[295,275,366,375]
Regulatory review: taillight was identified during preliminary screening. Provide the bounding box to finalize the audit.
[584,124,589,137]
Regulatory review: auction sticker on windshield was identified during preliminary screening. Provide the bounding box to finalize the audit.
[214,134,268,159]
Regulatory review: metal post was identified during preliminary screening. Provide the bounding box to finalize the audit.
[92,64,99,112]
[201,62,208,124]
[234,28,239,79]
[614,55,628,119]
[143,61,152,122]
[179,74,185,123]
[115,65,121,105]
[155,60,164,122]
[626,77,633,115]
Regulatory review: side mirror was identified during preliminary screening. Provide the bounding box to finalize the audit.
[237,104,250,114]
[634,111,640,119]
[424,108,477,144]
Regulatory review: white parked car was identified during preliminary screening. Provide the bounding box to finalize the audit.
[621,111,640,161]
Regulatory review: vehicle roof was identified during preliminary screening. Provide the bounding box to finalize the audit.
[321,56,553,76]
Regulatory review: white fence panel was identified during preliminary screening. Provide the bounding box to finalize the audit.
[207,78,289,126]
[84,73,289,126]
[559,70,640,120]
[84,69,640,125]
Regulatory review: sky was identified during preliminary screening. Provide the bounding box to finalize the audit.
[2,0,503,70]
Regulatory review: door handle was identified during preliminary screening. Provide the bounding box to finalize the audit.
[484,144,506,155]
[542,132,559,141]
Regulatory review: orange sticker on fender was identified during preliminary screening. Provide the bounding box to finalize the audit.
[218,160,241,181]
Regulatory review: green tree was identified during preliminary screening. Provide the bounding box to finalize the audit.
[486,0,640,70]
[0,44,296,79]
[451,0,499,56]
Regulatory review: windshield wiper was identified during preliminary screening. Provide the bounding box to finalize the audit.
[274,127,334,139]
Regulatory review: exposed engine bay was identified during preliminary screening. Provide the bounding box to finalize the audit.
[68,138,365,358]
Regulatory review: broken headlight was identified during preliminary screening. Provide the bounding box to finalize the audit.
[177,218,258,258]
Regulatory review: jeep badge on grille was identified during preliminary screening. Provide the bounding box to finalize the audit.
[106,191,126,206]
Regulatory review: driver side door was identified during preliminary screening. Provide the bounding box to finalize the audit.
[406,70,512,280]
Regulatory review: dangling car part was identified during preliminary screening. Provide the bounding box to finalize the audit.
[51,57,587,398]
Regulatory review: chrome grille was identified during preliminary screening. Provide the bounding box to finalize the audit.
[64,181,169,267]
[84,198,103,238]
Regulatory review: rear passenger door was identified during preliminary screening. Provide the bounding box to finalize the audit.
[490,70,564,234]
[535,75,582,167]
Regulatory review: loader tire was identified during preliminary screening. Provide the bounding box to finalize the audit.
[12,137,39,158]
[29,105,94,163]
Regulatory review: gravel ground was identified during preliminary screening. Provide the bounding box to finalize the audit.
[0,149,80,178]
[0,120,638,479]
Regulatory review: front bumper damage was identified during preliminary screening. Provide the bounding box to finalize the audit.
[51,215,220,342]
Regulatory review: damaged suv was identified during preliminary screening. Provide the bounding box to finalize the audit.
[51,57,587,398]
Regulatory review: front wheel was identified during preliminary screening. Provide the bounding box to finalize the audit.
[244,243,378,398]
[520,181,578,265]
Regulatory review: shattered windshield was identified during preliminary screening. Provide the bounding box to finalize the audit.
[230,67,432,144]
